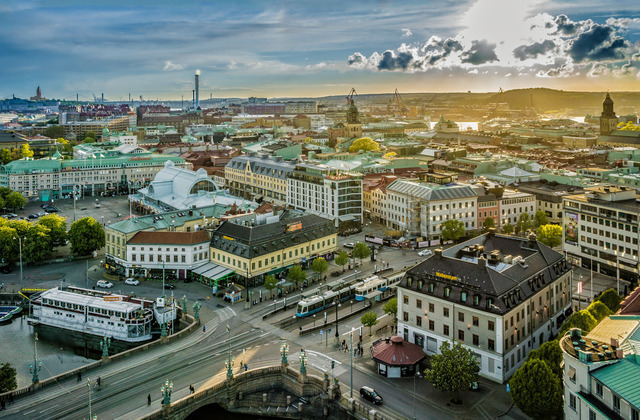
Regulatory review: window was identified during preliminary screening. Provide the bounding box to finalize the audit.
[488,339,495,351]
[569,393,576,411]
[458,312,464,322]
[443,325,449,336]
[416,316,422,327]
[567,366,576,384]
[403,312,409,322]
[429,303,434,312]
[444,287,450,298]
[589,410,596,420]
[473,316,479,327]
[488,320,495,331]
[416,299,422,309]
[613,395,620,414]
[443,308,449,317]
[403,295,409,304]
[429,320,434,331]
[458,330,464,340]
[473,334,479,346]
[632,408,639,420]
[595,382,603,397]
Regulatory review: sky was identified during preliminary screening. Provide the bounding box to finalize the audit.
[1,0,639,101]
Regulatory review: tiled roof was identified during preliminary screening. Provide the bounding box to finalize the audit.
[107,204,231,234]
[226,155,296,179]
[372,336,425,366]
[387,180,477,201]
[127,230,209,245]
[592,357,640,410]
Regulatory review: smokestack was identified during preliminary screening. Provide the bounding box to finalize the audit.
[101,93,104,103]
[195,69,200,109]
[192,89,195,109]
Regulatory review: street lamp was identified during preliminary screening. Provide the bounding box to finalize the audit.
[350,300,353,314]
[13,236,25,292]
[350,328,355,398]
[280,342,289,365]
[299,349,307,375]
[100,336,111,358]
[30,333,42,383]
[182,295,188,315]
[161,379,173,407]
[334,299,341,345]
[313,314,316,327]
[413,371,422,420]
[226,325,234,379]
[192,301,201,320]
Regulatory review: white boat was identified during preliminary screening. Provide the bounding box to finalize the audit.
[28,285,155,343]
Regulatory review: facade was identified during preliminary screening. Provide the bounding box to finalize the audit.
[209,210,337,286]
[287,162,363,229]
[563,185,640,283]
[600,93,618,136]
[499,190,536,227]
[518,181,583,224]
[478,194,500,230]
[385,180,478,240]
[284,101,318,114]
[225,154,296,204]
[363,175,398,224]
[397,231,572,383]
[124,231,210,279]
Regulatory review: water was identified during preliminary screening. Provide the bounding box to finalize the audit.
[0,315,92,389]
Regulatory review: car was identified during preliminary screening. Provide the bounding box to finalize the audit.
[44,206,58,213]
[4,213,17,219]
[359,386,383,405]
[124,278,139,286]
[417,249,432,257]
[163,283,176,289]
[96,280,113,288]
[343,242,355,249]
[28,214,39,219]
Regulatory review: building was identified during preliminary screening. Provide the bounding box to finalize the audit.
[499,190,537,228]
[518,181,584,224]
[225,154,296,204]
[371,336,425,378]
[284,101,318,114]
[328,99,362,147]
[477,193,500,230]
[124,231,210,279]
[208,209,337,287]
[385,180,478,241]
[363,175,398,224]
[563,185,640,284]
[600,93,619,136]
[287,162,363,230]
[397,231,572,383]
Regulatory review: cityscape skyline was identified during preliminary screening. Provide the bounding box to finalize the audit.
[1,0,640,101]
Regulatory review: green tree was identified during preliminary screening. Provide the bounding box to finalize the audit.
[69,217,105,256]
[37,214,68,246]
[558,310,598,337]
[441,219,465,243]
[8,219,30,238]
[360,311,379,336]
[5,191,26,211]
[0,362,17,393]
[594,289,623,313]
[20,144,34,158]
[84,131,97,140]
[264,274,278,299]
[24,223,52,263]
[349,137,380,153]
[44,125,65,139]
[516,212,534,235]
[502,223,514,234]
[83,136,96,144]
[352,242,371,264]
[0,149,12,164]
[310,257,329,282]
[482,217,495,232]
[526,340,562,378]
[0,196,4,212]
[510,359,563,419]
[287,264,306,286]
[587,301,611,323]
[536,224,562,248]
[383,297,397,322]
[534,210,549,228]
[0,187,12,200]
[0,226,19,263]
[335,250,349,271]
[423,341,480,404]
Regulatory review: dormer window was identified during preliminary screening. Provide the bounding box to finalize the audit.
[407,277,413,287]
[444,287,451,298]
[473,295,480,306]
[429,283,435,293]
[461,292,467,303]
[417,280,423,289]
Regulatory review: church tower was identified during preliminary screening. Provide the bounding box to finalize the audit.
[600,93,618,135]
[344,99,362,139]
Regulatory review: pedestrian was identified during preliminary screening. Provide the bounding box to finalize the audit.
[360,347,364,356]
[203,325,206,333]
[354,348,357,357]
[189,385,194,394]
[147,393,151,406]
[77,371,82,382]
[345,344,349,353]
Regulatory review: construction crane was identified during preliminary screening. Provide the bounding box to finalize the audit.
[346,88,357,105]
[387,88,408,115]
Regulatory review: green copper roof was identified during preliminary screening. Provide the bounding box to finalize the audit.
[62,154,184,169]
[2,157,62,174]
[591,358,640,409]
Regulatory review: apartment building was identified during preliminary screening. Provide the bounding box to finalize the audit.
[363,175,398,224]
[499,190,537,227]
[563,185,640,284]
[397,231,572,383]
[518,181,584,224]
[225,154,296,204]
[287,162,362,230]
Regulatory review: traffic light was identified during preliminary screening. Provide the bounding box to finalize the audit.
[331,361,335,370]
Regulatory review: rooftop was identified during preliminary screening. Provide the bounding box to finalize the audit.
[106,204,231,234]
[127,230,210,246]
[387,180,477,201]
[561,329,621,364]
[371,336,425,366]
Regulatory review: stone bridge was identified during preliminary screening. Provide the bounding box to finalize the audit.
[141,364,385,420]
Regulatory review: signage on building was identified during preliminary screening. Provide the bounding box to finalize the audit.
[103,296,121,301]
[436,272,459,282]
[286,222,302,233]
[223,235,234,241]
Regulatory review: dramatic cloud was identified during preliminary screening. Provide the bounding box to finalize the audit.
[460,40,498,65]
[377,50,413,70]
[513,40,555,61]
[569,25,629,62]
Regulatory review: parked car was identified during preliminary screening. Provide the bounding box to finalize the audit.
[4,213,17,219]
[44,206,58,213]
[96,280,113,288]
[417,249,432,257]
[359,386,383,405]
[124,278,139,286]
[343,242,355,249]
[28,214,39,219]
[163,283,176,290]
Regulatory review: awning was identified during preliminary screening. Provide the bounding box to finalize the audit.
[191,262,235,281]
[338,214,357,222]
[365,290,383,299]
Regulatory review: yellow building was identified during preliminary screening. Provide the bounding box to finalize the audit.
[225,154,296,203]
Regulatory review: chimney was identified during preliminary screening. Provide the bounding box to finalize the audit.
[488,227,496,236]
[478,257,487,267]
[195,70,200,109]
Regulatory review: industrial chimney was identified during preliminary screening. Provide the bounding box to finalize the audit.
[195,69,200,109]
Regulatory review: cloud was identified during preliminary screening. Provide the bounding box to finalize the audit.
[460,40,498,65]
[378,50,414,70]
[569,24,630,62]
[513,40,556,60]
[401,28,412,37]
[163,60,184,71]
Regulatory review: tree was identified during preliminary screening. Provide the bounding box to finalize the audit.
[534,210,549,228]
[516,213,534,235]
[423,341,480,404]
[287,264,306,286]
[83,136,96,144]
[44,125,65,139]
[37,214,68,246]
[310,257,329,282]
[510,359,563,419]
[335,250,349,271]
[441,219,465,243]
[24,223,52,263]
[5,191,25,211]
[84,131,97,140]
[558,310,598,337]
[360,311,379,336]
[352,242,371,264]
[264,274,278,299]
[69,217,105,256]
[526,340,562,378]
[20,144,34,158]
[0,187,12,201]
[482,217,495,232]
[0,196,4,212]
[349,137,380,153]
[382,297,397,322]
[587,301,611,323]
[0,362,17,393]
[383,152,397,159]
[0,226,19,263]
[8,219,30,238]
[502,223,514,234]
[0,149,12,164]
[536,224,562,248]
[594,288,623,313]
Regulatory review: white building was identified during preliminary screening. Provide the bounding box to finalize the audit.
[287,162,363,229]
[499,189,537,227]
